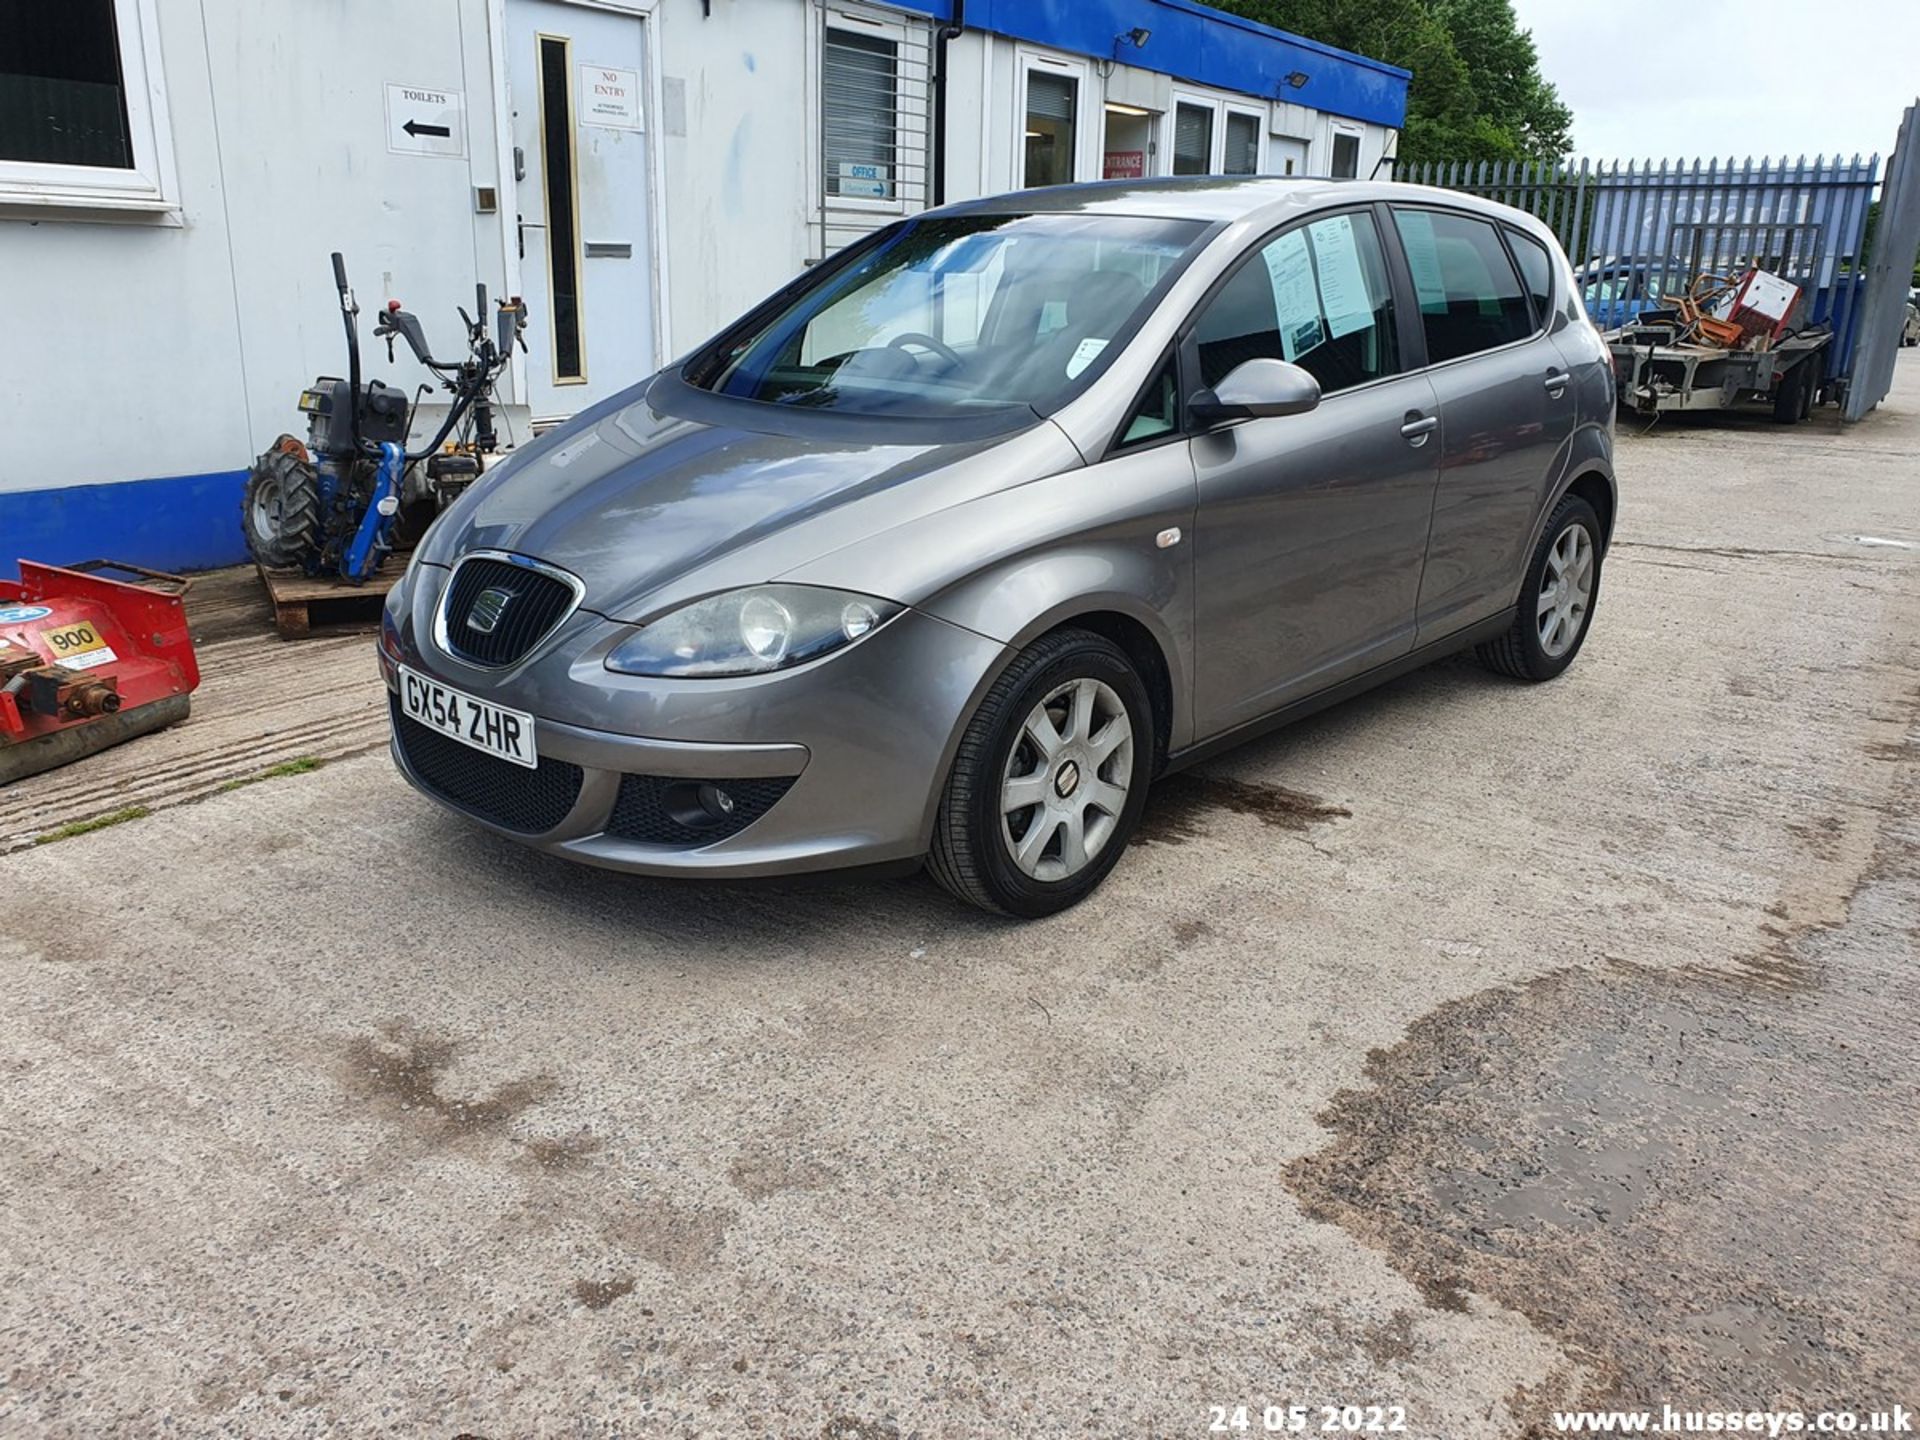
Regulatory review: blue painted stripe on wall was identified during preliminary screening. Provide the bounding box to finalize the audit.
[886,0,1410,129]
[0,470,250,581]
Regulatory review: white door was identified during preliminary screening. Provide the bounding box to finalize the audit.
[506,0,655,419]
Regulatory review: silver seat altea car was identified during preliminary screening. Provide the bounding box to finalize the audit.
[381,178,1615,916]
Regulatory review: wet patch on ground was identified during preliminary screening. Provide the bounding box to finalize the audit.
[341,1020,556,1145]
[1137,773,1351,846]
[1286,779,1920,1425]
[571,1275,636,1310]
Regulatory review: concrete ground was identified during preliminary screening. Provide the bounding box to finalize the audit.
[3,360,1917,1438]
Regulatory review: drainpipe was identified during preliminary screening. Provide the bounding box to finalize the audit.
[932,0,966,206]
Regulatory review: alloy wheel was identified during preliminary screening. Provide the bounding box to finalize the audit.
[999,676,1134,882]
[1537,523,1594,659]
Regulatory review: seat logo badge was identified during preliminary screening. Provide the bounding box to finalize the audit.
[466,587,514,635]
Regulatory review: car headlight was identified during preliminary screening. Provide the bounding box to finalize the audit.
[605,584,903,677]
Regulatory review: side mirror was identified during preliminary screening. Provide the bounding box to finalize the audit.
[1189,358,1322,428]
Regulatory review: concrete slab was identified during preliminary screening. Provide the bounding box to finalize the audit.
[2,359,1917,1437]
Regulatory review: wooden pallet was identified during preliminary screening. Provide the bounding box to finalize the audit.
[254,559,399,640]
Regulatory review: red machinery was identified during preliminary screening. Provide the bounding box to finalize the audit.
[0,561,200,785]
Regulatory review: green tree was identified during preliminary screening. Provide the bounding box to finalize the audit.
[1214,0,1572,166]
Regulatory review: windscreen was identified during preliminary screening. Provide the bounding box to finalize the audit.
[687,213,1209,419]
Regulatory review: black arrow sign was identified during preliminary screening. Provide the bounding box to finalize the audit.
[403,119,451,139]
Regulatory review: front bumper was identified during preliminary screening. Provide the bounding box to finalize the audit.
[380,561,1009,879]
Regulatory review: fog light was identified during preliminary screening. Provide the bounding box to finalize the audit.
[697,783,735,820]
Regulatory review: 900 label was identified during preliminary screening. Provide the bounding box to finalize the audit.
[38,620,118,670]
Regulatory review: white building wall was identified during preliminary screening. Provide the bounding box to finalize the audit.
[0,0,509,503]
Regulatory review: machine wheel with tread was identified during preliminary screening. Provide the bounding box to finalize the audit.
[243,436,321,569]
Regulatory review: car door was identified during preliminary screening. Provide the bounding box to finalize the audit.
[1389,206,1577,640]
[1186,205,1441,739]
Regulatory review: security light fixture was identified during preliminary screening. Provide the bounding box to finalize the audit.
[1123,27,1151,47]
[1284,70,1310,89]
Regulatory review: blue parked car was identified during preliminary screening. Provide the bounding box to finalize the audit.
[1578,257,1685,329]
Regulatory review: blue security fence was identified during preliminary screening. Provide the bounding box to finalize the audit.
[890,0,1410,129]
[0,470,250,582]
[1395,155,1883,400]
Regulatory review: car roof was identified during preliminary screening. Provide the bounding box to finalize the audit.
[933,177,1550,238]
[938,176,1348,222]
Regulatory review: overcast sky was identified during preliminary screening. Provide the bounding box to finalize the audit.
[1513,0,1920,162]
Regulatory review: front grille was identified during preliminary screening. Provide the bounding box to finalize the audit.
[391,699,583,834]
[440,556,577,667]
[606,773,796,847]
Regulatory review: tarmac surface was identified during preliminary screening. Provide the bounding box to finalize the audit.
[3,360,1917,1437]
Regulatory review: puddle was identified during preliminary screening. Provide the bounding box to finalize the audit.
[1136,773,1351,846]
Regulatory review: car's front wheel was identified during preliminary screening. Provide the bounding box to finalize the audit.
[929,628,1153,917]
[1476,494,1603,682]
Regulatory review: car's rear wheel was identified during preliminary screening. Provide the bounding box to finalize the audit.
[929,628,1153,917]
[1476,494,1602,682]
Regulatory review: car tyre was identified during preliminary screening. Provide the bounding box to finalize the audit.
[929,628,1153,918]
[1476,494,1603,683]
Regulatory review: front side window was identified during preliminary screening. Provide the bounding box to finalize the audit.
[689,212,1207,419]
[0,0,131,169]
[1392,208,1535,363]
[1193,209,1400,397]
[1024,71,1077,188]
[823,27,897,200]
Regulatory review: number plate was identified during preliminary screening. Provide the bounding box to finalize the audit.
[39,620,118,670]
[397,666,537,768]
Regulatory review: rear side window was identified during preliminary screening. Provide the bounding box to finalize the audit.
[1392,209,1535,363]
[1505,228,1556,325]
[1192,209,1400,397]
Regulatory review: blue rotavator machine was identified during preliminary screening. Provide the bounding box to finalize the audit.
[243,253,527,584]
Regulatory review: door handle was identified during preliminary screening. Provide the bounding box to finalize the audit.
[1545,369,1571,397]
[1400,413,1439,446]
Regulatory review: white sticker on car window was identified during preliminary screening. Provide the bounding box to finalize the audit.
[1308,214,1374,340]
[1396,210,1449,314]
[1066,336,1108,378]
[1261,229,1324,362]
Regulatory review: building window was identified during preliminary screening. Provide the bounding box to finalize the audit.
[0,0,175,209]
[1172,102,1212,176]
[1331,130,1361,179]
[1024,70,1077,188]
[537,34,585,382]
[1224,111,1262,175]
[824,26,897,201]
[0,0,131,168]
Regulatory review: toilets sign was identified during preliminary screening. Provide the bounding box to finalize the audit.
[386,83,467,157]
[580,66,643,130]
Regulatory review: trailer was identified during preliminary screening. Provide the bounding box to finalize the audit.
[1608,321,1833,423]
